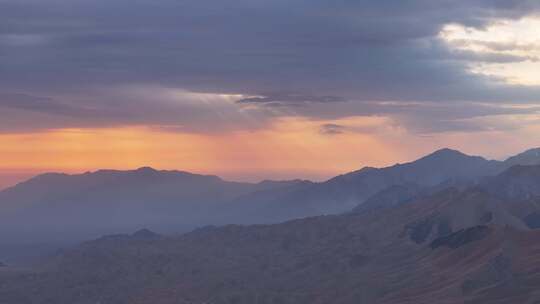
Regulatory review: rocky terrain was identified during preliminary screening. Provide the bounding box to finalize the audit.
[2,164,540,303]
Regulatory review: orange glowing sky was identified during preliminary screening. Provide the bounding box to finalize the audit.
[2,5,540,190]
[2,115,540,190]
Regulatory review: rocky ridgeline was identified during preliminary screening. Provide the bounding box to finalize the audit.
[3,165,540,303]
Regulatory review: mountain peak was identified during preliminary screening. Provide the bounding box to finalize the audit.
[428,148,468,158]
[505,148,540,166]
[134,167,159,174]
[132,229,160,239]
[518,147,540,155]
[416,148,479,164]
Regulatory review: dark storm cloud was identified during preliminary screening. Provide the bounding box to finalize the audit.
[294,101,540,134]
[0,93,108,117]
[319,124,347,135]
[0,0,540,133]
[237,94,347,105]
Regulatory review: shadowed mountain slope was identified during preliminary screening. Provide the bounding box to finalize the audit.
[0,168,251,237]
[3,165,540,303]
[1,148,540,263]
[504,148,540,167]
[227,148,540,223]
[0,168,307,263]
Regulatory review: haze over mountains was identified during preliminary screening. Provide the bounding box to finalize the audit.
[4,0,540,301]
[1,148,540,264]
[3,154,540,303]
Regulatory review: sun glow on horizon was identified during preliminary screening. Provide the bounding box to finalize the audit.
[2,113,540,190]
[0,117,400,184]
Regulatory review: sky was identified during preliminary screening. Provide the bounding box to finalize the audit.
[1,0,540,188]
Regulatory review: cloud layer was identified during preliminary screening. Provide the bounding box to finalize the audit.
[1,0,540,134]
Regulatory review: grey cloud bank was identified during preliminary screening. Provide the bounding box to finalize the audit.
[1,0,540,133]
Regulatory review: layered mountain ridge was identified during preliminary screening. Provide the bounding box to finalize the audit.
[3,163,540,303]
[1,147,540,263]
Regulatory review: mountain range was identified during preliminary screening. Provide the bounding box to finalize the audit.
[3,161,540,303]
[1,148,540,264]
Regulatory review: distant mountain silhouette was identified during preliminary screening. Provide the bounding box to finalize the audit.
[503,148,540,166]
[1,148,540,262]
[0,167,304,256]
[351,182,426,214]
[481,164,540,199]
[226,148,540,223]
[3,165,540,303]
[131,228,161,240]
[352,163,540,219]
